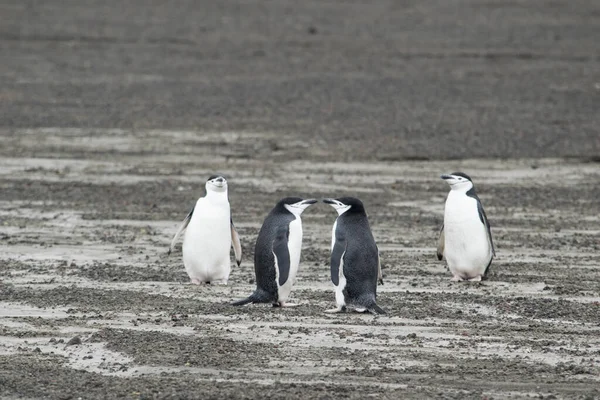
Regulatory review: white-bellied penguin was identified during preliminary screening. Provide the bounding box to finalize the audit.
[168,175,242,284]
[323,197,385,314]
[232,197,317,307]
[438,172,495,281]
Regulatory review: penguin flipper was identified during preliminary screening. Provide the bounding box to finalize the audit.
[168,205,195,255]
[330,230,347,286]
[230,218,242,266]
[272,225,291,287]
[475,200,495,257]
[468,190,495,258]
[376,247,384,285]
[436,223,445,261]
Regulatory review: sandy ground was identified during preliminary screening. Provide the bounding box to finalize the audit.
[1,1,600,399]
[1,129,599,399]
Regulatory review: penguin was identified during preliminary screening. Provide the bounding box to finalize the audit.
[323,197,385,315]
[232,197,317,307]
[168,175,242,285]
[438,172,495,282]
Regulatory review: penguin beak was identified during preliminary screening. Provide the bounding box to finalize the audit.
[301,199,318,205]
[441,174,454,180]
[323,198,345,208]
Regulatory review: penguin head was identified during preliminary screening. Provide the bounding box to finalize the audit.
[323,197,365,216]
[206,175,228,193]
[441,172,474,192]
[280,197,318,216]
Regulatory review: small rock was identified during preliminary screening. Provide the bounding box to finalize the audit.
[407,333,417,339]
[66,336,82,346]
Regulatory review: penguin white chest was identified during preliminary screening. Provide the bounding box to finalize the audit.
[331,219,347,308]
[182,197,232,282]
[443,192,492,278]
[277,216,302,302]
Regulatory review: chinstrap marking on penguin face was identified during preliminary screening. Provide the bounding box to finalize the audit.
[441,172,474,192]
[206,175,228,192]
[284,198,317,216]
[323,198,352,215]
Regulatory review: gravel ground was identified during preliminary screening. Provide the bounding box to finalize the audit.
[1,1,600,399]
[1,130,599,399]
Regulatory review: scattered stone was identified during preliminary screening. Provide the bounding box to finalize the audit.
[66,336,82,346]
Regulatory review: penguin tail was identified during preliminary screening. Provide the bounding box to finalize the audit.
[231,296,254,306]
[231,289,273,306]
[358,293,386,315]
[369,303,387,315]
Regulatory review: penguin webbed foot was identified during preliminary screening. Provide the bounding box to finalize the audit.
[325,306,347,314]
[273,302,299,308]
[451,274,484,283]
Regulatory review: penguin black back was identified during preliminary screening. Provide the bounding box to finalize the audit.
[335,201,379,297]
[325,197,385,314]
[252,198,299,300]
[232,197,316,307]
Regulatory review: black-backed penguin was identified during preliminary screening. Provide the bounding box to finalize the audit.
[168,175,242,284]
[232,197,317,307]
[323,197,385,314]
[438,172,495,281]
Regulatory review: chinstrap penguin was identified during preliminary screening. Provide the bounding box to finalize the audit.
[168,175,242,285]
[438,172,495,281]
[232,197,317,307]
[323,197,385,315]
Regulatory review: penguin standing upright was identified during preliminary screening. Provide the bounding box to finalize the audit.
[438,172,495,281]
[323,197,385,314]
[168,175,242,284]
[232,197,317,307]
